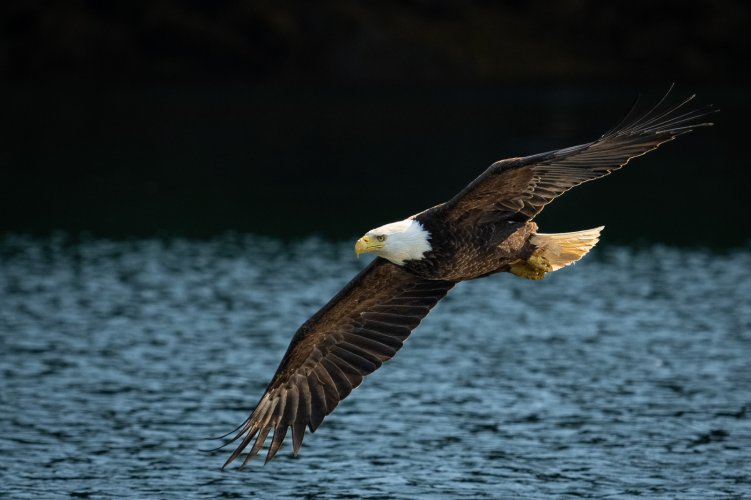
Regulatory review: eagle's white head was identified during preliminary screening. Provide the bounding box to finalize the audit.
[355,218,432,266]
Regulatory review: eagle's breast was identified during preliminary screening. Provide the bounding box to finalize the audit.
[404,213,537,281]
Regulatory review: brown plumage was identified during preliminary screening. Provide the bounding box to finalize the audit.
[217,88,714,467]
[222,261,454,467]
[441,91,713,225]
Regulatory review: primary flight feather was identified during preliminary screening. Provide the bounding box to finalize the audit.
[218,89,714,467]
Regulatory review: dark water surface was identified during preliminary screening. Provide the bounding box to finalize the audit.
[1,235,750,498]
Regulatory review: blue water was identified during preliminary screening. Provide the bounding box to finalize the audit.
[1,235,750,498]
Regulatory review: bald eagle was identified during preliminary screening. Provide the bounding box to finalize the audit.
[219,90,714,467]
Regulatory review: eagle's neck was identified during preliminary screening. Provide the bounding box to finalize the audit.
[378,218,432,266]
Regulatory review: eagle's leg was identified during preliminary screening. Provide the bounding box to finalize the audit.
[509,253,553,280]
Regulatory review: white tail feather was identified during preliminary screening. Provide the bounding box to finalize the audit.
[530,226,604,271]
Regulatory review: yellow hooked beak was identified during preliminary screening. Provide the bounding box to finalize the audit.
[354,235,384,257]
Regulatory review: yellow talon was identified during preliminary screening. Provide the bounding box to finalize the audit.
[527,254,553,273]
[510,253,552,280]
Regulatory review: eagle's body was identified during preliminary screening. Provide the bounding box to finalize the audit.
[402,215,537,281]
[218,90,714,467]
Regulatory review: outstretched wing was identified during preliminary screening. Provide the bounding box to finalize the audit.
[221,258,454,467]
[441,89,716,225]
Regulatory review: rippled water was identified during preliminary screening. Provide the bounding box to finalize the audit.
[1,234,750,498]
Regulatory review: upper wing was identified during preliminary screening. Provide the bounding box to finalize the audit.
[221,258,454,467]
[441,90,716,225]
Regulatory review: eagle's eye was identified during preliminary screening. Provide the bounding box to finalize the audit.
[376,235,386,242]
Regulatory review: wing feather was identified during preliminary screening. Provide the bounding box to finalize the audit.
[329,352,365,387]
[441,89,715,224]
[321,357,353,399]
[339,341,385,368]
[341,333,398,360]
[313,363,341,400]
[306,374,327,432]
[220,258,454,467]
[265,424,287,463]
[243,427,270,466]
[357,328,403,346]
[292,380,310,456]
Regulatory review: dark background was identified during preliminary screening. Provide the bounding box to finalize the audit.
[1,1,749,245]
